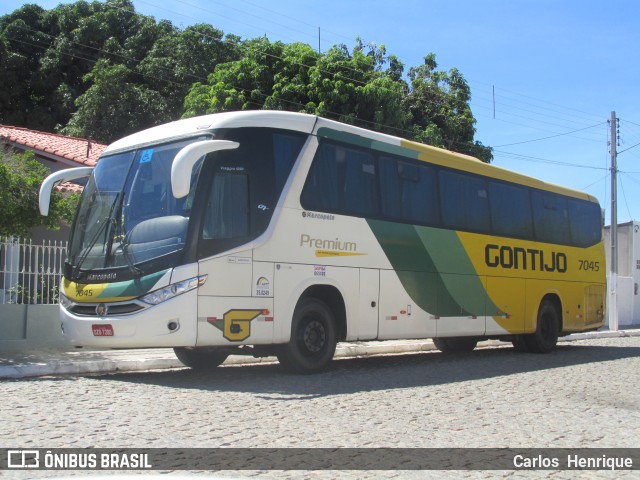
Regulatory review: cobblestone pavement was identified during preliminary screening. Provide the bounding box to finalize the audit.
[2,335,640,479]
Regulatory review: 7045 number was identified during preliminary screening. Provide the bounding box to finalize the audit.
[578,260,600,272]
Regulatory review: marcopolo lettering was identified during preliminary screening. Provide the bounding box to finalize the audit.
[485,244,567,273]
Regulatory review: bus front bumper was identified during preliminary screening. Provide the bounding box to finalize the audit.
[60,289,198,349]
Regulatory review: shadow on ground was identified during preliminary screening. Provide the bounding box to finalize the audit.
[85,343,640,398]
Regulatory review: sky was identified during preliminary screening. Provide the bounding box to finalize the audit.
[3,0,640,225]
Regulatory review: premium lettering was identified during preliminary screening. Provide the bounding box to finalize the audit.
[485,244,567,273]
[300,234,357,252]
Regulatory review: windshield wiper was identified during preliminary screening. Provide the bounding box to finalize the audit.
[107,194,142,278]
[122,240,142,278]
[72,192,123,281]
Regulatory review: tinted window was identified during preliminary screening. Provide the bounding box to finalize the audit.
[379,156,438,225]
[301,142,378,216]
[274,133,305,194]
[489,182,533,238]
[197,128,305,258]
[203,174,249,239]
[439,170,490,233]
[568,199,602,247]
[532,191,570,244]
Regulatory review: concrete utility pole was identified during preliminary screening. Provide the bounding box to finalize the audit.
[610,111,618,331]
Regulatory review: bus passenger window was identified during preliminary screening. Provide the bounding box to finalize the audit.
[302,142,378,217]
[568,199,602,247]
[489,182,533,239]
[379,156,438,225]
[532,191,570,244]
[203,174,249,239]
[439,170,490,233]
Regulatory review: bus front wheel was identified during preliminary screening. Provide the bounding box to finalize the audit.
[277,298,337,374]
[174,347,229,370]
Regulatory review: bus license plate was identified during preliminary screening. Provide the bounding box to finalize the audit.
[92,324,114,337]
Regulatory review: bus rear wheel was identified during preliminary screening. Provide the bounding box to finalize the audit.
[524,299,560,353]
[277,298,337,374]
[174,347,229,370]
[433,337,478,353]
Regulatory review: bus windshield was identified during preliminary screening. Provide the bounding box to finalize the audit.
[67,137,206,279]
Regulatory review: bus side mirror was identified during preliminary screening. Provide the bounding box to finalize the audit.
[39,166,94,216]
[171,140,239,199]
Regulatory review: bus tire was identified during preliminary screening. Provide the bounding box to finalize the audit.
[277,298,337,374]
[173,347,228,370]
[433,337,478,353]
[524,300,560,353]
[511,335,530,352]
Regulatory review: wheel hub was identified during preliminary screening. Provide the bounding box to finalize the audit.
[303,320,326,353]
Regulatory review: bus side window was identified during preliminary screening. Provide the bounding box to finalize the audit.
[343,147,378,217]
[532,191,570,244]
[439,170,490,233]
[302,142,378,217]
[202,173,249,240]
[379,156,438,225]
[489,181,533,239]
[301,143,340,212]
[568,199,602,247]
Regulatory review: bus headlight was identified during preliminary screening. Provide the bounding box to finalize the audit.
[139,275,207,306]
[59,292,72,309]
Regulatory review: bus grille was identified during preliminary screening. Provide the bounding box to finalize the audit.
[68,302,145,316]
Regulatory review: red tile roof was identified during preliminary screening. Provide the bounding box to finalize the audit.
[0,125,106,166]
[56,181,85,194]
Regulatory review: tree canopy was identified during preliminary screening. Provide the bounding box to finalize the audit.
[0,148,78,237]
[1,1,491,161]
[0,0,240,143]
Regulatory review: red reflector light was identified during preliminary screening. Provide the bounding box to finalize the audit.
[92,324,114,337]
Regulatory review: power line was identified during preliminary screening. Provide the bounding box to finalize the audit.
[618,140,640,155]
[132,0,609,135]
[493,122,606,148]
[493,150,608,170]
[4,0,625,182]
[618,173,633,221]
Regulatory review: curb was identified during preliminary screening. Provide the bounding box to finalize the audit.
[1,329,639,380]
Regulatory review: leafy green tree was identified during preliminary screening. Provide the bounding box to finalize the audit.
[405,54,492,162]
[184,39,411,134]
[184,37,305,115]
[0,1,240,142]
[306,41,410,134]
[0,4,52,130]
[1,1,491,161]
[184,39,491,162]
[137,24,241,121]
[0,148,78,238]
[61,59,169,143]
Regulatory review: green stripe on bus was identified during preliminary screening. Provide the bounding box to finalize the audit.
[316,127,420,159]
[98,269,169,299]
[368,219,498,317]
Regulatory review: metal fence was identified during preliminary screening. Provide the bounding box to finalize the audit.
[0,237,67,305]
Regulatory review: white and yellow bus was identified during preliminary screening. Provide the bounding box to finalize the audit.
[40,111,605,373]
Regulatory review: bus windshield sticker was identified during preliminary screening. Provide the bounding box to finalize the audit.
[139,149,154,164]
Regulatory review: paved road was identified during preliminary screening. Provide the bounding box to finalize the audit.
[2,335,640,479]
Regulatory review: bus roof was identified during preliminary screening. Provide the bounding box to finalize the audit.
[103,110,318,155]
[103,110,598,204]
